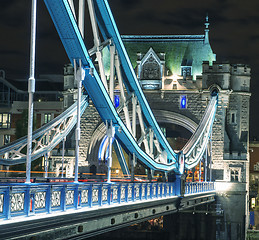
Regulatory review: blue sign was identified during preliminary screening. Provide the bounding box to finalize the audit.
[180,95,187,109]
[114,95,120,108]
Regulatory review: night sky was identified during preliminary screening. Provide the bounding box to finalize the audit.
[1,0,259,136]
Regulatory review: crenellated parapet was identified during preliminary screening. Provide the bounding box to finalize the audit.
[202,61,250,92]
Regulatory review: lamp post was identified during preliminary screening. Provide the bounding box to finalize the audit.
[26,0,37,183]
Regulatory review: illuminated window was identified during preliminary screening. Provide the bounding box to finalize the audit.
[230,169,240,182]
[181,59,192,79]
[44,113,52,124]
[181,66,192,77]
[180,95,187,109]
[0,113,11,129]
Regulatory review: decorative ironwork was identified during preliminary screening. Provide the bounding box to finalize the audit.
[0,96,88,166]
[158,186,161,196]
[11,193,24,212]
[66,190,74,205]
[81,189,88,204]
[135,186,140,198]
[92,189,99,203]
[113,187,118,200]
[147,186,150,197]
[153,186,156,197]
[35,192,46,209]
[51,191,61,207]
[0,182,216,221]
[142,186,145,198]
[121,187,125,200]
[102,187,108,202]
[128,186,132,200]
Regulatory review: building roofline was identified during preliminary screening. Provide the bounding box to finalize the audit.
[0,77,62,94]
[121,35,205,42]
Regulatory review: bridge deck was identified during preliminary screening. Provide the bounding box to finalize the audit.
[0,181,215,239]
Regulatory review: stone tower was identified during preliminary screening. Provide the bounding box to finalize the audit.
[76,19,250,239]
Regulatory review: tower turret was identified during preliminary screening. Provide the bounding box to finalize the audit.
[204,14,210,44]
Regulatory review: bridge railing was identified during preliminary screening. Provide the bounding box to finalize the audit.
[0,181,214,220]
[185,182,215,194]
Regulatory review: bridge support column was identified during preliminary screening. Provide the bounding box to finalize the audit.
[106,121,115,183]
[74,59,85,183]
[78,0,85,37]
[44,153,48,178]
[163,172,168,182]
[130,153,136,182]
[209,137,212,182]
[205,147,208,182]
[61,137,66,178]
[175,174,185,196]
[199,160,202,182]
[147,169,154,182]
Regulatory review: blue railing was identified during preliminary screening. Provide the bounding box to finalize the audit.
[0,181,214,220]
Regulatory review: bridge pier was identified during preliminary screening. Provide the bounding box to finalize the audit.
[163,210,217,240]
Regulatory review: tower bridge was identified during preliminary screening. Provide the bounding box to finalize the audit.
[0,0,250,239]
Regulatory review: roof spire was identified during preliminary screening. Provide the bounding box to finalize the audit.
[204,13,210,44]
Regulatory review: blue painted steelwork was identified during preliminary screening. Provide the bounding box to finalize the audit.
[43,0,218,173]
[113,140,130,175]
[0,0,218,180]
[0,181,214,221]
[41,0,218,174]
[43,0,180,172]
[98,135,108,162]
[93,0,178,161]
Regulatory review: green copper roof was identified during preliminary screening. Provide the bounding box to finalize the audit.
[121,35,216,80]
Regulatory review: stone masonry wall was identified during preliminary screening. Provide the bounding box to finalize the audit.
[144,90,226,168]
[79,100,102,166]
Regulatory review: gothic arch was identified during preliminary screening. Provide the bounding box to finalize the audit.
[86,110,198,161]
